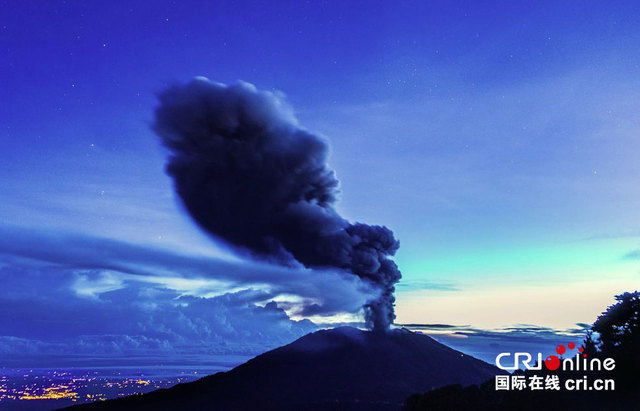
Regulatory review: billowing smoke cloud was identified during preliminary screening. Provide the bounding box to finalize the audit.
[152,78,401,330]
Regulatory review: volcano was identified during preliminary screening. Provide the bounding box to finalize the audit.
[72,327,500,410]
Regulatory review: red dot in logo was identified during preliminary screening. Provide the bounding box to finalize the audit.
[583,354,587,358]
[556,345,566,355]
[545,355,560,370]
[578,347,584,353]
[568,342,575,349]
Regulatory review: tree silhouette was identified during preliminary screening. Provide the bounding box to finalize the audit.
[582,330,598,356]
[588,291,640,391]
[591,291,640,354]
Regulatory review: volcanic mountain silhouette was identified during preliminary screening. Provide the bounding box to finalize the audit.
[72,327,500,411]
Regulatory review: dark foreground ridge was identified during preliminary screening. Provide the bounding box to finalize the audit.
[67,327,500,411]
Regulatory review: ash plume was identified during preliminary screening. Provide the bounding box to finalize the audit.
[152,78,401,330]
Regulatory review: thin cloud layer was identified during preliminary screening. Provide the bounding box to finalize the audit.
[0,226,378,318]
[401,323,591,364]
[0,263,317,364]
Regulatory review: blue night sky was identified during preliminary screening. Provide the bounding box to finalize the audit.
[2,0,640,366]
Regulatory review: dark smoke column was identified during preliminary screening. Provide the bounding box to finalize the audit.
[152,78,401,331]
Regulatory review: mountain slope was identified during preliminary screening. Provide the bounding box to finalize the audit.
[72,327,500,410]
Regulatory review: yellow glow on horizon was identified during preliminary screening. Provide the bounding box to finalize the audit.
[395,277,638,330]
